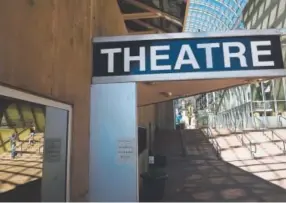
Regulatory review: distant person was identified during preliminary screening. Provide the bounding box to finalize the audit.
[10,132,18,159]
[176,112,182,129]
[29,125,36,145]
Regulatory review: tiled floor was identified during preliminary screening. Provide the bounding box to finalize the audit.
[155,129,286,202]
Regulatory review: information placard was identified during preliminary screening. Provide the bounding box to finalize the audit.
[45,138,61,162]
[117,139,135,163]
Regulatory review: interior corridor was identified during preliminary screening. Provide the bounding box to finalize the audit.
[155,129,286,202]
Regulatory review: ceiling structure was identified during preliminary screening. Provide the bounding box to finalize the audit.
[137,77,276,106]
[118,0,187,34]
[184,0,248,32]
[117,0,257,107]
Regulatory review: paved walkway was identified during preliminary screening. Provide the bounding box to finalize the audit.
[156,129,286,202]
[0,134,43,194]
[211,128,286,190]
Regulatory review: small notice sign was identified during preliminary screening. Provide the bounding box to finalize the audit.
[45,138,61,162]
[117,139,135,163]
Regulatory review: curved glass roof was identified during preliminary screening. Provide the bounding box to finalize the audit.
[184,0,248,32]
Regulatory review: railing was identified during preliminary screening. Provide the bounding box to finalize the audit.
[236,120,257,157]
[254,117,286,154]
[179,130,187,157]
[205,127,222,159]
[16,129,30,156]
[196,115,222,159]
[17,132,44,156]
[252,101,273,111]
[278,115,286,127]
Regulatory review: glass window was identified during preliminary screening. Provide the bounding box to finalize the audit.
[262,80,274,100]
[251,83,263,101]
[274,78,285,101]
[277,101,286,114]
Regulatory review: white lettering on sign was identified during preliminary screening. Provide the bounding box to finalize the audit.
[197,43,220,69]
[100,48,122,73]
[150,45,172,71]
[124,47,146,72]
[223,42,247,68]
[100,40,275,73]
[251,41,274,67]
[174,44,200,70]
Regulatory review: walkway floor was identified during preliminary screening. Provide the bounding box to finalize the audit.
[157,129,286,202]
[211,128,286,190]
[0,134,43,194]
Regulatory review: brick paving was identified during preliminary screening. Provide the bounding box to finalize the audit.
[155,129,286,202]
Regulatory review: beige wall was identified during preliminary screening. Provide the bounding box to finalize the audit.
[0,0,126,201]
[243,0,286,65]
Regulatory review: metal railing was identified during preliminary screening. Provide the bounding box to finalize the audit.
[254,117,286,154]
[278,115,286,127]
[236,120,257,157]
[205,127,222,159]
[17,132,44,156]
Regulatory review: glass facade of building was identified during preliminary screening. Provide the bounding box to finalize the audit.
[177,0,286,130]
[196,79,286,130]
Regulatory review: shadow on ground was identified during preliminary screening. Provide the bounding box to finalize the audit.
[154,129,286,202]
[0,178,41,202]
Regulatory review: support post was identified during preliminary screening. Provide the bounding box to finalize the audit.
[89,83,138,202]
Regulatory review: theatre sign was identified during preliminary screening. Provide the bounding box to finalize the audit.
[92,29,285,83]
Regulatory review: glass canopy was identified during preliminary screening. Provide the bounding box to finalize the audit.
[184,0,248,32]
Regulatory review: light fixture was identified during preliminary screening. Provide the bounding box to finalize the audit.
[160,92,172,97]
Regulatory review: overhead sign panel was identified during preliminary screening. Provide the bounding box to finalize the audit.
[92,30,285,83]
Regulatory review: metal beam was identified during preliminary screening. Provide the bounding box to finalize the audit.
[123,12,159,20]
[183,0,191,32]
[215,90,227,115]
[124,0,183,27]
[132,19,165,33]
[129,30,158,35]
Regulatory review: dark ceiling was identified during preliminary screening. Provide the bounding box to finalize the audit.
[118,0,187,34]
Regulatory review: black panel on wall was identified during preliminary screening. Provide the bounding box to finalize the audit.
[138,127,147,154]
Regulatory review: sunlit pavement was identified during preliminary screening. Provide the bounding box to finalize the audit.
[211,128,286,190]
[0,134,43,193]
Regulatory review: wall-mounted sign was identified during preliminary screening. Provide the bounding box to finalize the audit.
[92,30,285,83]
[117,139,135,163]
[44,138,61,162]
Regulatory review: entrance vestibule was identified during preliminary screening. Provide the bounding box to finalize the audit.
[89,29,285,202]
